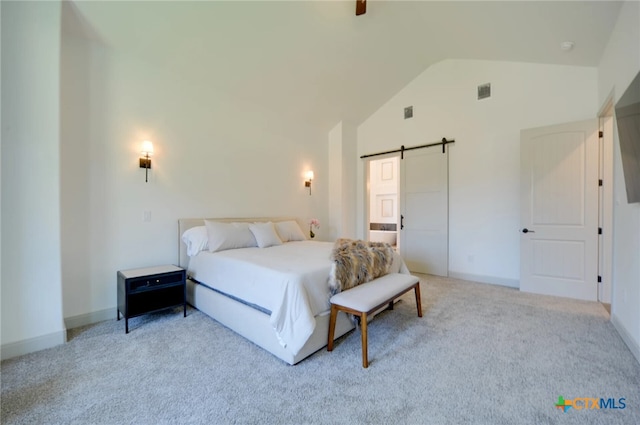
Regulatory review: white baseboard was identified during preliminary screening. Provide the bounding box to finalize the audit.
[448,271,519,289]
[611,313,640,365]
[64,307,116,330]
[1,330,67,361]
[1,308,117,361]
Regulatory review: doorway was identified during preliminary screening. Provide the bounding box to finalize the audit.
[519,117,613,303]
[365,148,449,276]
[520,119,598,300]
[367,156,400,250]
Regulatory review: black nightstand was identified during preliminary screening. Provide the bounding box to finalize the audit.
[117,265,186,333]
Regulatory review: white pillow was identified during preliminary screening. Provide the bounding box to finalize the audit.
[249,222,283,248]
[204,220,257,252]
[275,220,306,242]
[181,226,209,257]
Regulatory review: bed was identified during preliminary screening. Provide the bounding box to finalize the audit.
[178,217,408,365]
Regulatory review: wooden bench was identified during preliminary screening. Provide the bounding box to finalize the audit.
[327,273,422,368]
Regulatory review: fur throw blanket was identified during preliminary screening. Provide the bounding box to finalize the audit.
[328,238,395,296]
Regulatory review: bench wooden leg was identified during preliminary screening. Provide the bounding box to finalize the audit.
[361,312,368,368]
[329,277,421,367]
[414,283,423,317]
[327,304,338,351]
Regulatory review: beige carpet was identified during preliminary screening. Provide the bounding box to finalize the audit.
[2,274,639,425]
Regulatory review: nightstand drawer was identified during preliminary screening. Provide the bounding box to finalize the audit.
[129,271,183,292]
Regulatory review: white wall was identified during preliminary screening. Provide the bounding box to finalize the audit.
[60,17,107,327]
[57,28,331,324]
[328,123,344,240]
[357,59,598,286]
[328,121,357,241]
[1,1,66,357]
[598,0,640,362]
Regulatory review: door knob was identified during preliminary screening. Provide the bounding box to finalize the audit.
[521,228,535,234]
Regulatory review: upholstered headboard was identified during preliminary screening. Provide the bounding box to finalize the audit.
[177,217,303,268]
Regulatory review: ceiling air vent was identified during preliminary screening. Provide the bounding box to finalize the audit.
[477,83,491,100]
[404,106,413,119]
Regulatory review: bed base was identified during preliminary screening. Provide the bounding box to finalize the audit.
[187,279,355,365]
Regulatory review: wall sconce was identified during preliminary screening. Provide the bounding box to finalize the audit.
[139,140,154,182]
[305,170,314,195]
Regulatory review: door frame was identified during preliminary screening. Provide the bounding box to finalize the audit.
[598,95,615,306]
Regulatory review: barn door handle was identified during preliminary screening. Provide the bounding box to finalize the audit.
[401,215,404,230]
[521,228,535,233]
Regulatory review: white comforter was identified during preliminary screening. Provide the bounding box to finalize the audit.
[187,241,408,355]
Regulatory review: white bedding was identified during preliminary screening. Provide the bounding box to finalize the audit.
[187,241,408,355]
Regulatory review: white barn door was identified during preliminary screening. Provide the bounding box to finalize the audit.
[520,119,599,301]
[400,148,448,276]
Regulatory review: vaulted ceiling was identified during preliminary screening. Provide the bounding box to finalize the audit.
[66,1,623,131]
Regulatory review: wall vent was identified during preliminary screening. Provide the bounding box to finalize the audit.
[477,83,491,100]
[404,106,413,119]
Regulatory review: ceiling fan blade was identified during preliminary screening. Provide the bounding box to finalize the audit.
[356,0,366,16]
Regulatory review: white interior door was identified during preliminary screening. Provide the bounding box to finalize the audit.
[520,119,598,301]
[400,148,448,276]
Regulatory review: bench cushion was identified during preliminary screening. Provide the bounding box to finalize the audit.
[329,273,419,312]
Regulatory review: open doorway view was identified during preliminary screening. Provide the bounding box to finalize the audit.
[367,156,400,250]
